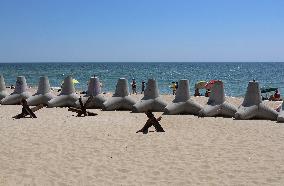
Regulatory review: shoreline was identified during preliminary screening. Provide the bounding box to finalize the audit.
[1,62,284,97]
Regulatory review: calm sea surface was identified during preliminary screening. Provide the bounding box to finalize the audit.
[0,62,283,97]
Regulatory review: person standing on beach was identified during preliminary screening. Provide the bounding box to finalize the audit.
[194,88,201,96]
[170,82,177,95]
[131,79,137,95]
[175,81,179,90]
[205,89,210,97]
[141,81,145,94]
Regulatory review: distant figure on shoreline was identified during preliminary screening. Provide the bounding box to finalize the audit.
[194,88,201,96]
[269,89,281,101]
[170,82,177,95]
[205,89,211,97]
[131,78,137,95]
[274,89,281,101]
[136,111,165,134]
[141,81,145,94]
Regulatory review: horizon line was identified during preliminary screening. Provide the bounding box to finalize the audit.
[1,61,284,63]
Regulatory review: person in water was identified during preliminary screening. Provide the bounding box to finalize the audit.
[136,111,165,134]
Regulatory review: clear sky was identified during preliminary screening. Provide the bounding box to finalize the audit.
[0,0,283,62]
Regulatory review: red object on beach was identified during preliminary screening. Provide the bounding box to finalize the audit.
[205,80,222,89]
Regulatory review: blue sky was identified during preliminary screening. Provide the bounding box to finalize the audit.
[0,0,283,62]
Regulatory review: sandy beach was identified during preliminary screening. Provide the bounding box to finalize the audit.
[1,0,284,184]
[0,89,284,185]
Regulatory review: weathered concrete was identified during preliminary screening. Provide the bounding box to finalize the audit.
[1,76,30,105]
[102,78,136,110]
[0,75,8,101]
[235,81,278,120]
[27,76,55,106]
[164,79,202,115]
[133,79,167,112]
[199,81,237,117]
[48,76,79,107]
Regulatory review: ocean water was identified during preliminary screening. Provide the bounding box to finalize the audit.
[0,62,283,97]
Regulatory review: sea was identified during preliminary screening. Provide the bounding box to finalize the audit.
[0,62,283,97]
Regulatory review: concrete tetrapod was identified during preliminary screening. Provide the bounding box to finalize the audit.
[132,79,167,112]
[75,77,106,109]
[277,103,284,122]
[27,76,55,106]
[0,75,8,101]
[164,79,202,115]
[199,81,237,117]
[1,76,30,105]
[47,76,79,107]
[234,81,278,120]
[102,78,136,111]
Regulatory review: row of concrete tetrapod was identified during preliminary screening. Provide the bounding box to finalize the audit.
[0,74,283,122]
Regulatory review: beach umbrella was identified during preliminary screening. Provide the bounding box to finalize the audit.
[205,80,222,90]
[195,81,207,89]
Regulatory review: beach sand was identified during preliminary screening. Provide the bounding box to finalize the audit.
[0,90,284,185]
